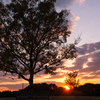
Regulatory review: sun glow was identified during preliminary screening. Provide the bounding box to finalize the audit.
[63,86,70,90]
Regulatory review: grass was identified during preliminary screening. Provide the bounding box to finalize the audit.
[0,98,15,100]
[51,96,100,100]
[0,96,100,100]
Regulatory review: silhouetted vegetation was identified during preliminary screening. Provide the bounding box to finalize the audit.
[0,0,78,86]
[0,91,16,98]
[74,83,100,96]
[65,71,79,90]
[20,83,100,96]
[1,83,100,98]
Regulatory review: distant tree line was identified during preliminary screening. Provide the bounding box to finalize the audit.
[0,83,100,98]
[0,91,16,98]
[74,83,100,96]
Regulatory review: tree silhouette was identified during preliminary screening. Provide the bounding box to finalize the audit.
[0,0,78,86]
[65,71,79,90]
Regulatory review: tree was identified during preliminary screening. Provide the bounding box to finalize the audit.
[65,71,79,90]
[0,0,78,86]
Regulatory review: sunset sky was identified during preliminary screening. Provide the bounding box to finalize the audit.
[0,0,100,91]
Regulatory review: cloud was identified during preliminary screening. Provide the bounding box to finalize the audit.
[51,41,100,84]
[76,0,85,4]
[3,0,85,6]
[68,10,80,20]
[66,11,80,31]
[67,20,76,32]
[55,0,84,32]
[44,81,64,86]
[82,75,100,79]
[74,16,80,21]
[66,41,100,81]
[3,0,11,4]
[1,41,100,90]
[0,87,10,92]
[77,42,100,55]
[55,0,85,8]
[2,0,100,89]
[0,83,29,91]
[2,0,80,33]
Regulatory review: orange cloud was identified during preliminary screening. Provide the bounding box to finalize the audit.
[76,0,85,4]
[74,16,80,21]
[83,63,88,69]
[0,87,10,92]
[68,20,76,32]
[1,41,100,91]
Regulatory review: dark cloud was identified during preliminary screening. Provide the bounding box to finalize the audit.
[45,74,64,79]
[3,0,11,4]
[34,41,100,82]
[0,81,63,91]
[43,81,63,86]
[0,41,100,90]
[0,0,99,89]
[68,41,100,81]
[77,42,100,55]
[2,0,84,7]
[72,56,88,70]
[82,75,100,79]
[55,0,85,9]
[0,83,28,90]
[84,52,100,72]
[0,71,23,83]
[55,0,75,8]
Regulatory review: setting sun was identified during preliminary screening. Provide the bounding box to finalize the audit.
[63,86,70,90]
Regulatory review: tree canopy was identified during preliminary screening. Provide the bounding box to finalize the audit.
[0,0,78,86]
[65,71,79,90]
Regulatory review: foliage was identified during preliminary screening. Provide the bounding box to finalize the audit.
[0,91,16,98]
[1,83,100,97]
[0,0,78,85]
[65,71,79,89]
[75,83,100,96]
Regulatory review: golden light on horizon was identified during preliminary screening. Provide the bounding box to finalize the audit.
[0,87,10,92]
[63,86,70,90]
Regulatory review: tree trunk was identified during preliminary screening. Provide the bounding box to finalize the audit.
[29,73,33,86]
